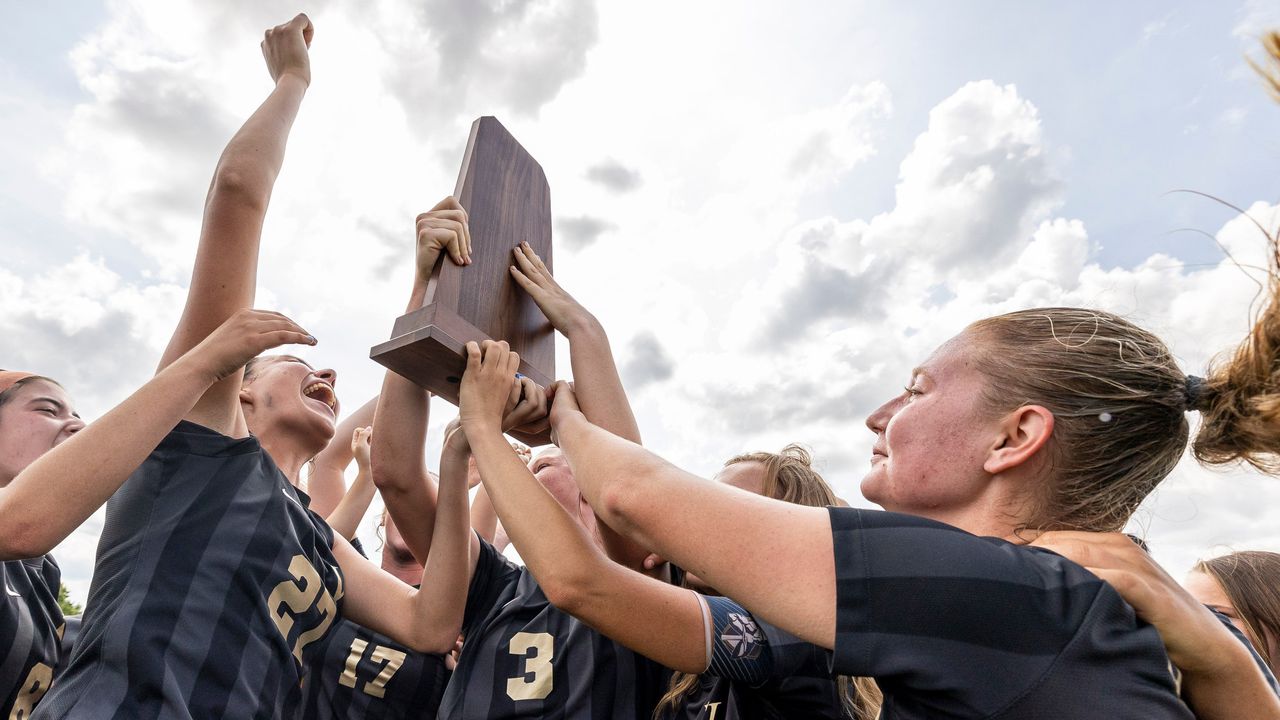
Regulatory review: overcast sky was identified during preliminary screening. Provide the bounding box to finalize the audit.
[4,0,1280,603]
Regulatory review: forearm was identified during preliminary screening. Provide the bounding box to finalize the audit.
[1180,636,1280,720]
[471,425,705,669]
[470,427,600,599]
[470,485,499,544]
[371,281,437,560]
[566,318,640,443]
[0,356,213,559]
[324,468,376,541]
[405,443,475,652]
[555,411,837,648]
[309,396,378,516]
[160,76,308,370]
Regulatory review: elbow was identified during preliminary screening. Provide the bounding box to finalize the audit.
[537,554,606,616]
[209,166,269,213]
[370,460,409,493]
[595,473,644,534]
[0,521,53,561]
[411,623,463,656]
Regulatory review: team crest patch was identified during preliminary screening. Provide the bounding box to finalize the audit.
[718,612,764,660]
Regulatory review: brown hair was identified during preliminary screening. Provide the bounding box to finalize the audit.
[1247,31,1280,102]
[654,445,882,720]
[1194,551,1280,677]
[966,309,1191,532]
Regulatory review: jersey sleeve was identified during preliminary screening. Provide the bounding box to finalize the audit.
[460,534,522,639]
[827,507,1106,694]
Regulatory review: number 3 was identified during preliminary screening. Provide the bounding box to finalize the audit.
[506,632,554,701]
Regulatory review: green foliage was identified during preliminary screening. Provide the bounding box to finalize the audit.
[57,583,82,616]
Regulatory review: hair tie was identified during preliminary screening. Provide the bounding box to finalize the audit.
[1183,375,1206,411]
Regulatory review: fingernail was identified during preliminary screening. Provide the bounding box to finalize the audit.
[307,335,317,344]
[515,373,525,379]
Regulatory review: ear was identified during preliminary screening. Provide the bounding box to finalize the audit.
[238,386,255,413]
[983,405,1054,474]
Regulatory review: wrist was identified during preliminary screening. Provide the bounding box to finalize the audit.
[561,312,603,341]
[276,71,309,92]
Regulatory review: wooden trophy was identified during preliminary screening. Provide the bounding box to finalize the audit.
[370,117,554,439]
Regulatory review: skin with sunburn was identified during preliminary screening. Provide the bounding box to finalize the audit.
[0,380,84,485]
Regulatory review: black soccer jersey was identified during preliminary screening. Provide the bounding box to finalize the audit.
[439,537,669,719]
[35,421,345,720]
[828,507,1194,719]
[663,621,847,719]
[1,555,64,718]
[298,615,449,720]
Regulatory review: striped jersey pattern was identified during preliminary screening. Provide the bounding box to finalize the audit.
[298,615,449,720]
[438,537,669,719]
[0,555,64,718]
[35,421,345,720]
[828,507,1195,719]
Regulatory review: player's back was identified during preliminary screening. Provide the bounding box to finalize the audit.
[440,538,668,719]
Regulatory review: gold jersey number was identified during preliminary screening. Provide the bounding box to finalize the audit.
[268,554,344,663]
[506,632,554,701]
[339,638,407,699]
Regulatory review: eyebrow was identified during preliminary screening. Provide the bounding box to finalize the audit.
[29,396,81,419]
[278,356,315,371]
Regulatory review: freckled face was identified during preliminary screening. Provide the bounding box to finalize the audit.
[860,334,1000,520]
[0,380,85,486]
[242,357,339,453]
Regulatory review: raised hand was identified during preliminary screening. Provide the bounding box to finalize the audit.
[509,242,591,335]
[459,340,521,435]
[186,308,315,383]
[351,426,373,471]
[547,380,584,439]
[261,13,314,87]
[416,197,473,282]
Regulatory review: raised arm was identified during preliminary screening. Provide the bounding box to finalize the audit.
[509,243,651,570]
[335,373,544,655]
[548,382,837,649]
[322,426,377,540]
[369,198,471,563]
[158,14,313,437]
[0,311,315,559]
[462,341,706,671]
[308,396,378,518]
[1032,532,1280,720]
[333,420,478,654]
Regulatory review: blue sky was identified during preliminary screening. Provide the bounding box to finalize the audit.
[3,0,1280,601]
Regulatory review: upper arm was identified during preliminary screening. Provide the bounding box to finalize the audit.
[333,535,418,643]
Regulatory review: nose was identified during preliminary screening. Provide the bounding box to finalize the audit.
[865,396,896,434]
[66,417,87,435]
[317,368,337,386]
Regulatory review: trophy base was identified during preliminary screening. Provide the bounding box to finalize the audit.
[371,301,555,445]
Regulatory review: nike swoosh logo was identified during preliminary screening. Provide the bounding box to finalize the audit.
[281,487,305,511]
[5,582,20,598]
